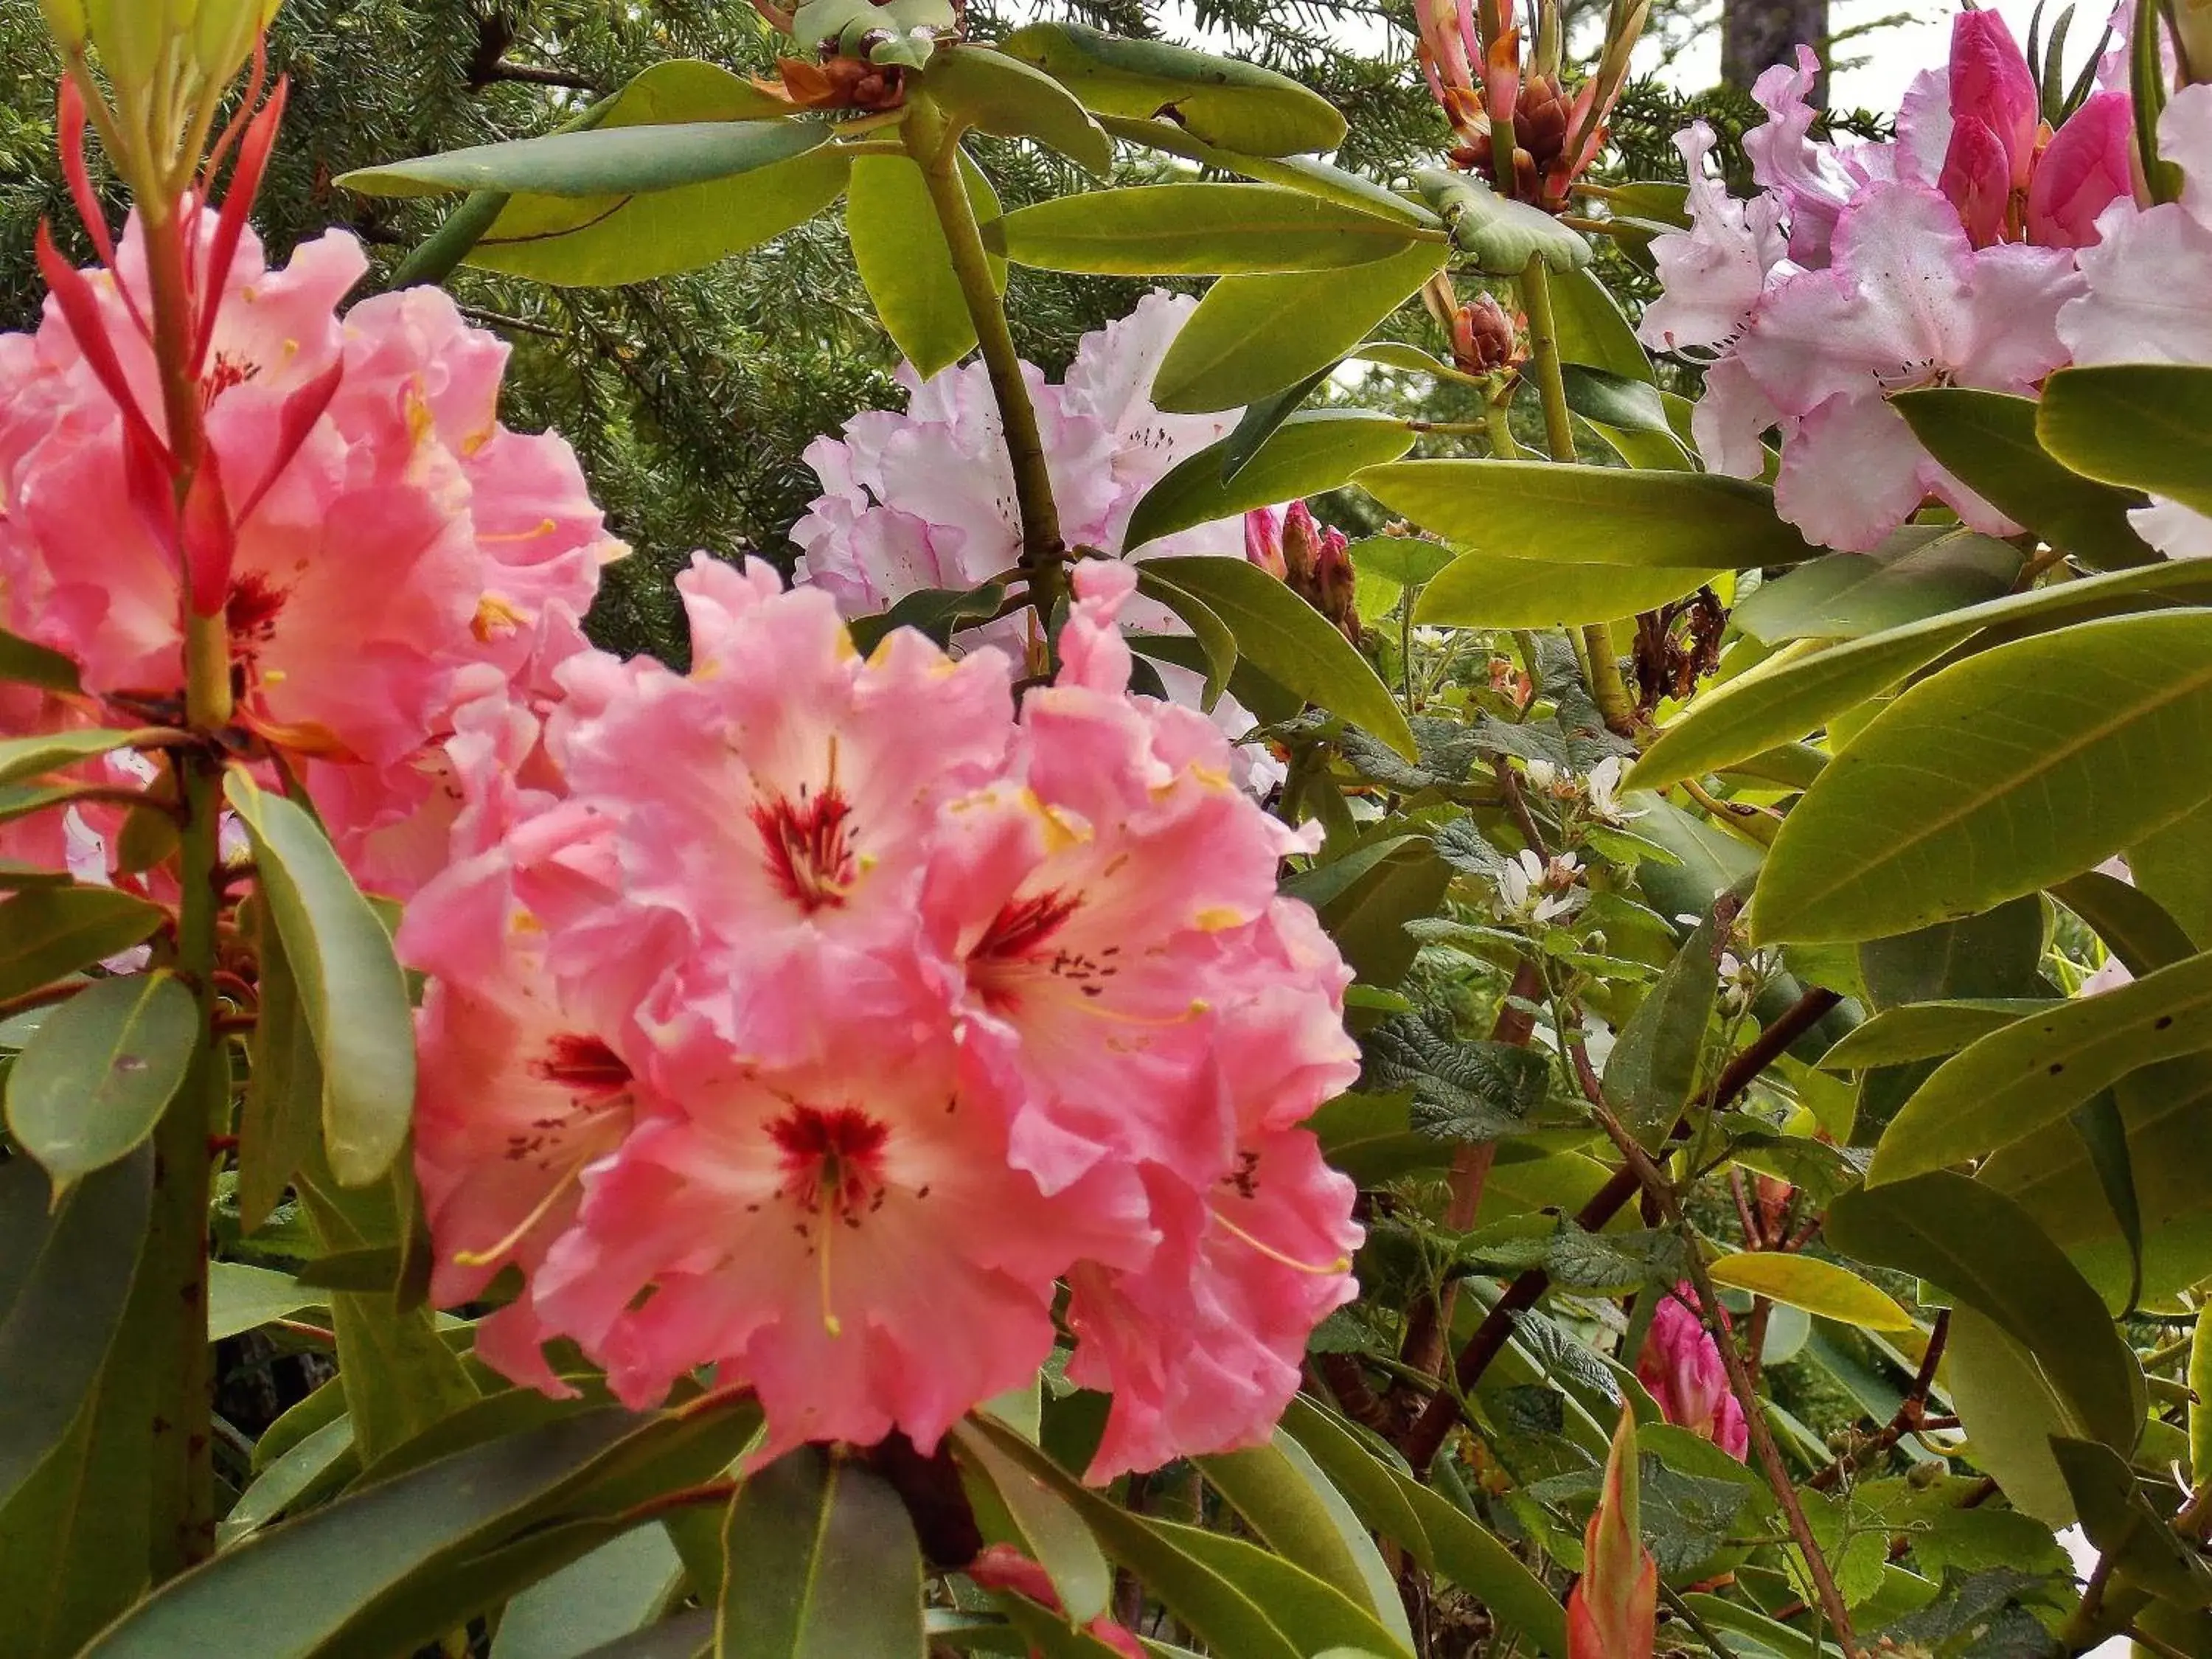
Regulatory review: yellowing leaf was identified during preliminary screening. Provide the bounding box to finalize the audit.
[1703,1251,1914,1332]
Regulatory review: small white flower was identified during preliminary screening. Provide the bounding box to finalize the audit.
[1585,757,1643,827]
[1498,849,1581,925]
[1524,759,1561,792]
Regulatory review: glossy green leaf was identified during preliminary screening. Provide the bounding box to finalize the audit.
[1603,913,1717,1145]
[1893,388,2158,568]
[2068,1089,2143,1313]
[1000,23,1346,156]
[207,1262,322,1342]
[2131,796,2212,949]
[1166,1523,1413,1658]
[1410,169,1590,275]
[1627,560,2212,791]
[951,1419,1111,1625]
[0,886,166,1004]
[1938,1307,2082,1526]
[2049,869,2200,975]
[1152,241,1448,413]
[2039,364,2212,519]
[1754,611,2212,943]
[1857,897,2047,1010]
[1346,538,1456,591]
[0,728,157,788]
[235,906,319,1234]
[1558,364,1673,435]
[226,773,417,1188]
[5,972,195,1192]
[1703,1253,1915,1331]
[493,1523,686,1659]
[85,1402,757,1658]
[472,144,852,286]
[1143,555,1418,758]
[927,45,1113,176]
[1733,529,2023,644]
[848,154,975,380]
[1130,572,1237,711]
[991,184,1432,274]
[1218,367,1337,484]
[1092,114,1433,227]
[1815,1001,2052,1071]
[716,1447,925,1659]
[1361,461,1818,570]
[217,1419,356,1551]
[342,117,822,198]
[1415,550,1717,627]
[1545,265,1652,382]
[0,628,83,695]
[1125,411,1413,552]
[1871,946,2212,1183]
[574,1613,714,1659]
[1198,1433,1413,1649]
[1826,1171,2143,1453]
[0,1149,149,1513]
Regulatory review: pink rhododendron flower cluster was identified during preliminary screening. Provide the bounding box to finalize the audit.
[791,290,1289,789]
[399,555,1363,1475]
[1638,15,2139,552]
[0,209,625,895]
[1635,1282,1749,1459]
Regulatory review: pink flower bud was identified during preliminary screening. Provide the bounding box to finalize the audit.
[967,1543,1147,1659]
[1281,499,1324,590]
[1635,1282,1750,1460]
[1568,1406,1658,1659]
[1938,114,2016,246]
[1453,291,1523,373]
[1947,10,2039,193]
[1243,506,1287,580]
[2027,89,2135,247]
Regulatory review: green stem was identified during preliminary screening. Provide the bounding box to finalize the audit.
[902,94,1064,618]
[1517,254,1636,737]
[1484,393,1522,460]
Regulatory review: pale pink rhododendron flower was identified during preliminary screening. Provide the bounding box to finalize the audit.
[2058,84,2212,557]
[406,556,1361,1467]
[1637,1282,1750,1459]
[790,290,1284,790]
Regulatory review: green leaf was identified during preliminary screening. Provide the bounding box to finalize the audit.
[0,728,159,788]
[1315,846,1454,990]
[1347,538,1456,591]
[1857,896,2048,1010]
[2049,869,2200,975]
[0,886,166,1004]
[1627,559,2212,791]
[961,149,1006,296]
[999,22,1346,156]
[1415,551,1717,627]
[1815,1001,2052,1071]
[1217,366,1337,484]
[2068,1090,2143,1314]
[341,118,824,198]
[1124,411,1414,552]
[226,773,417,1188]
[0,628,83,695]
[848,582,1009,655]
[236,905,320,1234]
[0,1149,150,1514]
[716,1447,925,1659]
[492,1523,686,1659]
[1559,364,1673,435]
[1732,529,2024,644]
[2039,364,2212,518]
[5,972,196,1192]
[1545,265,1652,382]
[472,144,851,286]
[1164,1522,1413,1658]
[1152,241,1448,413]
[990,184,1433,275]
[848,154,975,380]
[1602,913,1718,1146]
[1703,1253,1915,1331]
[2131,796,2212,949]
[1197,1433,1414,1650]
[217,1419,356,1551]
[951,1420,1112,1624]
[2051,1436,2212,1604]
[1142,555,1418,759]
[1360,461,1818,570]
[1826,1171,2143,1454]
[207,1262,323,1342]
[1893,388,2158,568]
[1753,611,2212,943]
[1091,115,1436,228]
[1871,946,2212,1184]
[573,1613,714,1659]
[926,46,1113,177]
[1130,574,1237,711]
[1410,169,1591,275]
[83,1401,759,1658]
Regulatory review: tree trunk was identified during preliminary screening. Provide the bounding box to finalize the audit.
[1722,0,1829,100]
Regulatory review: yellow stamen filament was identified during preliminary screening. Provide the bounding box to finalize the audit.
[1211,1209,1351,1276]
[453,1153,591,1267]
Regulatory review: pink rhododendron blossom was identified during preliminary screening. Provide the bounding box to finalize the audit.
[2059,84,2212,557]
[1640,122,1790,352]
[413,556,1362,1467]
[1743,48,1903,265]
[1638,1283,1749,1459]
[1944,11,2040,201]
